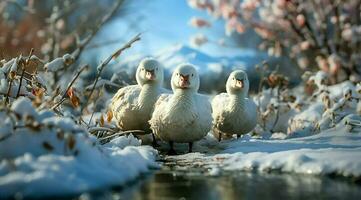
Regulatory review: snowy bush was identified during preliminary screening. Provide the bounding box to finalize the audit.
[253,62,360,138]
[0,3,151,196]
[0,96,157,199]
[187,0,361,83]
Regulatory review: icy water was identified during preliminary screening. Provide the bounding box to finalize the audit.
[80,157,361,200]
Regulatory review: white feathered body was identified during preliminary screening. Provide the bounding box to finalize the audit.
[212,93,257,136]
[110,84,165,133]
[150,92,212,143]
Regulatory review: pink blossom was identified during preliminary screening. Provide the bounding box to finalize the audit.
[297,57,309,70]
[276,0,287,8]
[190,33,208,46]
[299,41,311,50]
[328,54,341,75]
[341,27,353,41]
[316,56,329,72]
[254,27,274,39]
[296,14,306,27]
[241,0,259,11]
[189,17,211,28]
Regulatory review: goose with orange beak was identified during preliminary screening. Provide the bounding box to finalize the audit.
[149,63,212,154]
[110,58,167,146]
[212,70,257,141]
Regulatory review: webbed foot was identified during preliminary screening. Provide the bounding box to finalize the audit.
[188,142,193,153]
[167,141,177,155]
[151,133,160,147]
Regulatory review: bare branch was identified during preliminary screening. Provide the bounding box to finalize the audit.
[71,0,125,61]
[51,64,89,110]
[3,0,35,14]
[16,48,34,98]
[82,33,141,113]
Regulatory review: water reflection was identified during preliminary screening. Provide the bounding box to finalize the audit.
[85,169,361,200]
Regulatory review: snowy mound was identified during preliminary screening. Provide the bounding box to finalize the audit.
[111,44,264,92]
[0,98,158,199]
[218,121,361,177]
[169,121,361,178]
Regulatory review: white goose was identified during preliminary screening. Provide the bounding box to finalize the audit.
[212,70,257,141]
[110,58,166,145]
[149,63,212,154]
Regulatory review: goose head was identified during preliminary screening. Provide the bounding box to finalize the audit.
[171,63,200,93]
[136,58,164,86]
[226,70,249,95]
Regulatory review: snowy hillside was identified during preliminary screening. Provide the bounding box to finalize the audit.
[111,44,265,93]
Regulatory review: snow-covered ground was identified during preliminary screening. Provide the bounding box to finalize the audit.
[0,98,158,199]
[167,122,361,179]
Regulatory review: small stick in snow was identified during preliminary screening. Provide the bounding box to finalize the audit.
[98,130,145,144]
[16,48,34,98]
[87,85,104,127]
[4,56,19,105]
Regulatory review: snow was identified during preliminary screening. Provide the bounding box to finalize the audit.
[0,98,159,199]
[165,122,361,179]
[103,134,141,149]
[44,57,64,72]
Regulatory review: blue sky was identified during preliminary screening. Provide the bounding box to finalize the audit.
[91,0,254,60]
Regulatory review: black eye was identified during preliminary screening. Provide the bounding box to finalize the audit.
[141,68,144,71]
[192,74,194,77]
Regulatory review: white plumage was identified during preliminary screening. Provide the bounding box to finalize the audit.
[211,70,257,140]
[149,63,212,154]
[110,58,167,142]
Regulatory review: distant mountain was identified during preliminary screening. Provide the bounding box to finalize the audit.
[111,44,266,93]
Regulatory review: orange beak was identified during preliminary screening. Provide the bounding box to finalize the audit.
[145,70,155,80]
[179,74,190,88]
[236,79,244,88]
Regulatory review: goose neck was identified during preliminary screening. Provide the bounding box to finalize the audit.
[229,93,246,110]
[172,89,195,105]
[138,84,159,108]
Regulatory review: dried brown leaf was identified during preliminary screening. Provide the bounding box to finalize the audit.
[107,110,113,123]
[67,135,76,150]
[42,141,54,151]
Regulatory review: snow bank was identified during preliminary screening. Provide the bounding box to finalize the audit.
[179,120,361,178]
[0,98,158,199]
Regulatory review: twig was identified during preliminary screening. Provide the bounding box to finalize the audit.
[51,64,88,110]
[271,87,281,132]
[81,33,141,113]
[98,130,145,141]
[0,133,12,143]
[16,48,34,98]
[87,86,103,127]
[89,126,119,134]
[72,0,125,61]
[4,0,35,14]
[4,79,13,105]
[85,38,125,50]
